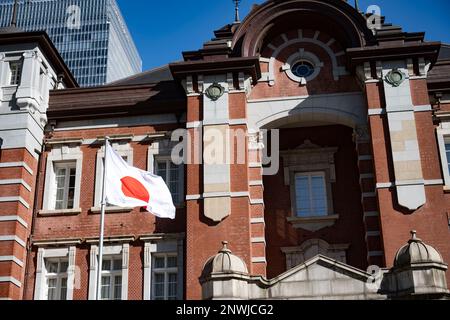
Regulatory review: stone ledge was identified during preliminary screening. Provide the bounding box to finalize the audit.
[38,208,82,217]
[444,186,450,193]
[287,214,340,232]
[90,206,134,214]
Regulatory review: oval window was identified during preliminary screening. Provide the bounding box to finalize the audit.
[291,60,315,78]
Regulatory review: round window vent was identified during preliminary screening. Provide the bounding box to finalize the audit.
[291,60,315,78]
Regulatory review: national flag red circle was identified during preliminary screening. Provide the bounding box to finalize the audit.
[120,176,150,203]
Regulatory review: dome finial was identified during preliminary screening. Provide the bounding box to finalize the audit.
[409,230,421,243]
[220,241,231,253]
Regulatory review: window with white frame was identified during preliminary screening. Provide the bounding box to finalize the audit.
[155,158,183,204]
[42,144,83,213]
[295,172,328,217]
[100,257,122,300]
[152,254,178,300]
[54,162,77,210]
[9,60,22,85]
[94,143,133,208]
[44,259,68,301]
[445,141,450,176]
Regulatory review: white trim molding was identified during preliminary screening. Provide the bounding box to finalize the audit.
[143,238,184,300]
[0,215,28,228]
[42,143,83,211]
[88,243,130,300]
[0,256,24,267]
[0,196,30,209]
[437,124,450,188]
[0,179,32,192]
[34,246,77,300]
[0,162,33,175]
[0,235,26,247]
[0,276,21,287]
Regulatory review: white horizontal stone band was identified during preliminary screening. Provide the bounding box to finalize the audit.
[186,192,250,200]
[0,162,33,175]
[251,218,265,224]
[368,105,432,116]
[0,256,24,267]
[0,215,28,228]
[250,199,264,205]
[0,197,30,209]
[252,257,267,263]
[0,179,31,192]
[0,277,21,288]
[249,180,263,186]
[376,179,444,189]
[0,236,26,247]
[251,237,266,244]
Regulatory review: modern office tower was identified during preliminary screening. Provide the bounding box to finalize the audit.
[0,0,142,87]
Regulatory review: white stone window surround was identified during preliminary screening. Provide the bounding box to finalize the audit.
[282,239,350,269]
[41,144,83,215]
[1,54,23,87]
[88,244,130,300]
[148,139,185,206]
[143,239,184,300]
[281,140,339,231]
[34,247,76,300]
[93,141,134,210]
[282,49,324,84]
[437,122,450,191]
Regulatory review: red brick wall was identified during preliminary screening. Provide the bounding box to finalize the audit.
[366,78,450,287]
[264,125,368,278]
[0,147,38,300]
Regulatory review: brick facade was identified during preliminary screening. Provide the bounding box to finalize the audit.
[1,0,449,300]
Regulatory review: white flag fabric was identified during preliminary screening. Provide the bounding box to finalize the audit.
[104,141,176,219]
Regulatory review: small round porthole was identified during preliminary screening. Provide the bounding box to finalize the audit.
[291,60,315,78]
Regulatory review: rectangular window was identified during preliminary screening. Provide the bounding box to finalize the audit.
[155,159,183,204]
[9,61,22,85]
[295,172,328,217]
[45,259,68,301]
[54,162,77,210]
[152,254,178,300]
[446,142,450,176]
[101,257,122,300]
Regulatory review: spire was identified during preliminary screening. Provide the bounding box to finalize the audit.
[233,0,242,23]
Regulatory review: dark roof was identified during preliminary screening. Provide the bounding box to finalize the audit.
[109,65,174,86]
[0,30,78,87]
[48,81,186,121]
[439,44,450,61]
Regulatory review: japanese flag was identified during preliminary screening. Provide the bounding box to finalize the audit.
[104,141,176,219]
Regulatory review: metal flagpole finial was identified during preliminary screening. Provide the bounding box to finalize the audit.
[233,0,242,23]
[11,0,19,27]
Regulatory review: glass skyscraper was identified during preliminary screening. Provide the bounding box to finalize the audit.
[0,0,142,87]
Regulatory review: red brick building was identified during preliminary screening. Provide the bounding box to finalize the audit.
[1,0,450,300]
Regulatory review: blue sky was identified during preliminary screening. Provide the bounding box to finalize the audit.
[117,0,450,71]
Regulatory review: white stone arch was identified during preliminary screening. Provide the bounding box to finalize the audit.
[264,30,348,85]
[248,92,367,131]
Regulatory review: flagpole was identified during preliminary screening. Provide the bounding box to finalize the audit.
[96,136,110,300]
